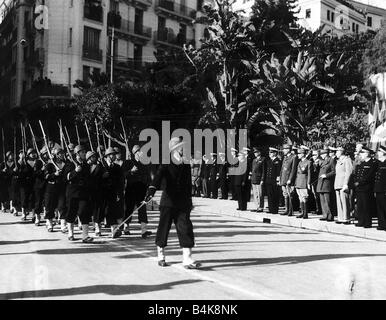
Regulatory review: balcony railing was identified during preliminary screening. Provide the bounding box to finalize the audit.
[84,0,103,23]
[114,58,150,72]
[108,12,152,39]
[155,0,196,21]
[83,46,103,61]
[154,28,195,48]
[131,0,152,8]
[21,84,70,106]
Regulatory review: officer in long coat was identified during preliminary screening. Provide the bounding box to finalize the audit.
[264,148,282,215]
[295,148,311,219]
[279,144,298,216]
[145,137,200,269]
[374,146,386,231]
[354,147,377,228]
[251,147,265,212]
[234,151,251,211]
[316,148,336,222]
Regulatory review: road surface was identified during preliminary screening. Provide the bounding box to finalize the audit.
[1,205,386,300]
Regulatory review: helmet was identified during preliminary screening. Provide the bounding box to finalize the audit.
[86,151,97,161]
[132,145,140,155]
[52,147,64,156]
[5,151,12,158]
[74,145,86,154]
[104,147,117,157]
[40,146,48,155]
[68,143,75,151]
[26,148,36,157]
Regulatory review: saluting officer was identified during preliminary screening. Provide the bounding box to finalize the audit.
[251,147,265,212]
[265,147,282,215]
[354,147,377,228]
[295,147,311,219]
[374,146,386,231]
[145,137,200,269]
[279,144,298,216]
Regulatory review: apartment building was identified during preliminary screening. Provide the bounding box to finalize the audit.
[349,0,386,31]
[0,0,208,113]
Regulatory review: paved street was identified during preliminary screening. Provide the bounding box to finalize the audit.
[1,201,386,300]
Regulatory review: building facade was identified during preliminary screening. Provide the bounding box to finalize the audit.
[349,0,386,31]
[0,0,208,113]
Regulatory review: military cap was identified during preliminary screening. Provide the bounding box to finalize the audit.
[52,147,64,156]
[360,147,372,154]
[282,144,292,150]
[86,151,97,161]
[68,143,75,150]
[210,152,217,156]
[269,147,279,153]
[6,151,12,158]
[132,145,140,155]
[169,137,185,152]
[74,145,86,154]
[26,148,36,157]
[379,146,386,154]
[104,147,117,157]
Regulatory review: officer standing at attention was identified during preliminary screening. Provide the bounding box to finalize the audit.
[145,137,200,269]
[279,144,298,216]
[250,147,265,212]
[295,147,311,219]
[354,147,377,228]
[374,146,386,231]
[218,152,229,200]
[264,147,282,215]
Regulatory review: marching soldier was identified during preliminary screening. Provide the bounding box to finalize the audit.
[64,145,94,242]
[295,148,311,219]
[218,152,229,199]
[32,149,47,226]
[103,147,124,238]
[264,147,281,215]
[279,144,297,216]
[144,137,200,269]
[0,151,14,212]
[374,146,386,231]
[19,148,37,221]
[124,145,152,238]
[354,147,377,228]
[10,151,23,216]
[334,147,353,224]
[251,147,265,212]
[317,148,336,222]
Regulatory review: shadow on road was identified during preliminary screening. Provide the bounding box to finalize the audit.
[0,239,60,245]
[0,279,203,300]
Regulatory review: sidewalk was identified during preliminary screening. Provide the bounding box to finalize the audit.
[187,196,386,242]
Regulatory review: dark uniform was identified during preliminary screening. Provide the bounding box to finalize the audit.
[148,162,194,248]
[229,151,238,200]
[316,155,335,221]
[279,153,298,215]
[32,159,46,217]
[88,162,105,227]
[10,161,21,213]
[251,156,266,210]
[191,160,201,197]
[199,160,209,198]
[374,158,386,230]
[234,158,251,211]
[208,159,218,199]
[355,158,377,228]
[265,156,282,214]
[218,158,229,199]
[0,160,14,210]
[19,161,35,212]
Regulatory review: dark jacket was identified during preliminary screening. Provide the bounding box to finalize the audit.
[295,158,311,189]
[310,159,320,186]
[65,161,91,199]
[265,157,282,185]
[150,163,192,210]
[279,154,298,186]
[355,158,377,193]
[251,157,266,185]
[125,159,150,185]
[33,159,46,190]
[374,159,386,193]
[316,156,336,193]
[233,159,251,186]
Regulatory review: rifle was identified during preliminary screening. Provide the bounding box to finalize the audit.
[1,128,5,163]
[28,124,44,163]
[59,121,76,165]
[20,123,26,164]
[95,119,105,167]
[120,117,129,149]
[58,120,64,149]
[84,121,94,152]
[64,126,72,145]
[75,123,81,145]
[38,120,60,171]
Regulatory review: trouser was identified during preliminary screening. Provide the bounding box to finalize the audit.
[335,189,350,222]
[349,188,357,218]
[235,184,249,210]
[252,184,264,209]
[376,193,386,229]
[311,185,322,214]
[330,190,337,217]
[230,176,237,199]
[125,182,148,225]
[319,192,333,220]
[91,194,105,224]
[44,184,59,220]
[20,184,34,210]
[156,206,195,248]
[296,188,308,203]
[34,186,45,214]
[202,178,208,197]
[266,184,280,214]
[10,178,20,209]
[209,177,218,198]
[105,194,124,226]
[192,178,200,196]
[357,191,373,227]
[282,185,294,213]
[219,178,228,199]
[66,197,91,224]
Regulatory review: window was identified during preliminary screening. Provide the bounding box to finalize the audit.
[331,12,335,22]
[69,28,72,47]
[305,9,311,19]
[83,26,100,49]
[356,24,359,33]
[134,9,144,34]
[327,10,330,21]
[134,44,142,69]
[83,65,91,82]
[368,16,372,27]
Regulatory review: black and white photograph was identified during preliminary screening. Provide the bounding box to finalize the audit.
[1,0,386,306]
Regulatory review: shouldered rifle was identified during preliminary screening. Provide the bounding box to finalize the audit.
[95,119,105,167]
[75,123,81,145]
[59,122,76,166]
[38,120,59,171]
[84,121,94,152]
[28,123,44,164]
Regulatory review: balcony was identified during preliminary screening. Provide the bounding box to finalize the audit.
[130,0,152,10]
[83,46,103,62]
[113,58,150,72]
[108,12,152,43]
[26,48,45,68]
[21,84,70,107]
[154,28,195,49]
[84,0,103,23]
[155,0,196,23]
